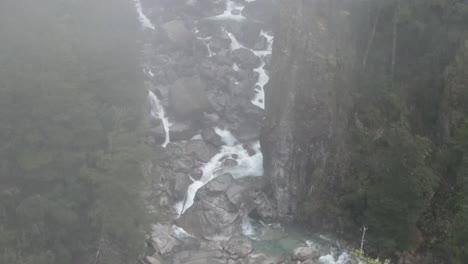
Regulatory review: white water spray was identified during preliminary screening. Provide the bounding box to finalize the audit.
[133,0,155,30]
[175,128,263,215]
[148,90,171,147]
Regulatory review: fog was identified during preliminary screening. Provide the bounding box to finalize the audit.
[1,0,468,264]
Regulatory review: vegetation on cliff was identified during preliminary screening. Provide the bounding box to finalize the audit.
[300,0,468,262]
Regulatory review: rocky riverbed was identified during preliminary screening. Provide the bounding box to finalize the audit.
[133,0,357,263]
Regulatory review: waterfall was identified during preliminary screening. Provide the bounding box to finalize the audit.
[148,90,171,148]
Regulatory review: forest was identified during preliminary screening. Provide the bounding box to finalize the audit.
[0,0,150,263]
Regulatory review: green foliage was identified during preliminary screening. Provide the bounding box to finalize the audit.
[352,250,386,264]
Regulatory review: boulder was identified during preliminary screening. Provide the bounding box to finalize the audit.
[190,168,203,181]
[170,122,199,141]
[205,174,234,193]
[172,250,226,264]
[202,127,223,147]
[301,260,319,264]
[245,253,285,264]
[183,139,218,162]
[169,76,211,119]
[172,173,192,201]
[162,20,192,48]
[232,48,261,69]
[293,247,321,261]
[145,255,162,264]
[238,22,263,49]
[242,0,277,24]
[223,236,253,258]
[222,158,238,168]
[151,224,181,256]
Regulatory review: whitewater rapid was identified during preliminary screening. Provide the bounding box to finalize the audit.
[176,128,263,215]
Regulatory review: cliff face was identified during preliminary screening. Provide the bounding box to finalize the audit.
[261,0,354,221]
[263,0,468,261]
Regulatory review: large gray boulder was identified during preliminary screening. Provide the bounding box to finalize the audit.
[183,139,218,163]
[232,48,261,70]
[293,247,321,261]
[172,250,226,264]
[223,236,253,258]
[151,224,181,256]
[162,20,193,48]
[177,176,273,241]
[169,76,211,119]
[244,253,285,264]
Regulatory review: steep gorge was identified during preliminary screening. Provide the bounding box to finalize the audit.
[262,0,468,262]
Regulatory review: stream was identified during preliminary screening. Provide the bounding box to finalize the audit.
[134,0,353,263]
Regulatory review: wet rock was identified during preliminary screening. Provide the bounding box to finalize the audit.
[162,20,192,48]
[245,253,285,264]
[223,236,253,258]
[151,224,181,256]
[170,122,199,141]
[205,174,234,193]
[222,158,238,168]
[172,173,192,200]
[172,250,226,264]
[202,127,223,147]
[183,139,218,162]
[301,260,319,264]
[173,159,194,174]
[150,124,166,143]
[238,22,263,49]
[177,177,240,240]
[293,247,321,261]
[232,48,261,69]
[169,76,211,120]
[144,255,162,264]
[242,0,277,24]
[190,168,203,181]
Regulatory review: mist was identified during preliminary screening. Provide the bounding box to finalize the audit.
[1,1,468,264]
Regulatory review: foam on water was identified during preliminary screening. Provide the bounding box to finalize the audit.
[209,0,246,21]
[225,30,244,51]
[251,31,274,109]
[133,0,155,30]
[319,252,352,264]
[148,90,171,147]
[176,128,263,215]
[172,225,193,238]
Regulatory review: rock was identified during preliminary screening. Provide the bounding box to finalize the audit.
[222,158,238,168]
[202,127,223,147]
[190,168,203,181]
[145,255,162,264]
[150,124,166,143]
[151,224,181,256]
[172,250,226,264]
[301,260,319,264]
[223,236,253,258]
[172,173,192,200]
[245,253,284,264]
[238,22,263,49]
[205,174,233,193]
[293,247,321,261]
[242,0,277,24]
[162,20,192,48]
[173,159,194,174]
[169,76,211,120]
[183,140,218,162]
[170,122,199,141]
[232,48,261,69]
[177,178,240,240]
